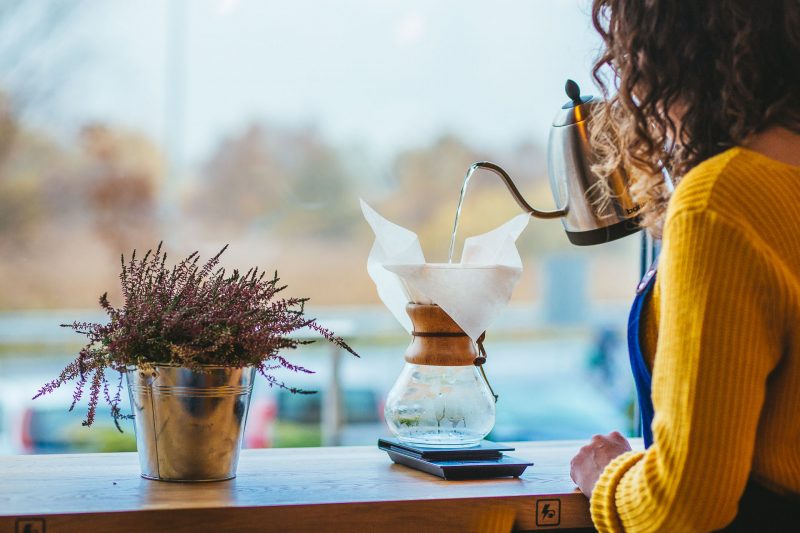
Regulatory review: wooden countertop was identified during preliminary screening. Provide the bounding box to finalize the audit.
[1,440,634,532]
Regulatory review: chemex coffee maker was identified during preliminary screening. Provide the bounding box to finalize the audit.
[372,80,644,481]
[473,79,641,245]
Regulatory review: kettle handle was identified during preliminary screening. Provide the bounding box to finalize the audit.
[471,161,566,220]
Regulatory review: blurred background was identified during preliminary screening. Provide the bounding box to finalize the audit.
[0,0,640,454]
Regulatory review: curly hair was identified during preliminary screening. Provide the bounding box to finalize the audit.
[590,0,800,235]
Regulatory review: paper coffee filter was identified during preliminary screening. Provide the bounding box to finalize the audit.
[361,199,529,341]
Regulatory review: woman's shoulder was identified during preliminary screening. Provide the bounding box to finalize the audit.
[667,146,800,226]
[668,147,748,216]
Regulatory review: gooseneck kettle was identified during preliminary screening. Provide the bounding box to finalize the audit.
[472,79,641,245]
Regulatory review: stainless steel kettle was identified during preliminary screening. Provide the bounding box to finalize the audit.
[471,79,641,245]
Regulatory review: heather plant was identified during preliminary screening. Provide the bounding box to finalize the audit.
[35,243,357,428]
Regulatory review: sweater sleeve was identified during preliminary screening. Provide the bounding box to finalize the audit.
[590,208,783,532]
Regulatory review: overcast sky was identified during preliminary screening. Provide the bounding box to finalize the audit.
[43,0,602,166]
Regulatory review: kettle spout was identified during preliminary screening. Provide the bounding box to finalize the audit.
[470,162,566,220]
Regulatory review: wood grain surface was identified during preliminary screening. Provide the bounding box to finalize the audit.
[0,440,636,532]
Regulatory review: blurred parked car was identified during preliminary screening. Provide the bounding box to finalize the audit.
[277,388,381,425]
[0,378,136,454]
[270,387,384,447]
[21,405,137,453]
[488,376,633,441]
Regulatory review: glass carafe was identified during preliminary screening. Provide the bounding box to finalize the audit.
[384,303,496,447]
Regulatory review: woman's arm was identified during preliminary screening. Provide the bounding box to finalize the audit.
[590,208,783,532]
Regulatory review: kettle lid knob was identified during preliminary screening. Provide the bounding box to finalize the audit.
[562,79,592,109]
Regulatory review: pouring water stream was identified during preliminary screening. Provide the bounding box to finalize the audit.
[447,165,480,264]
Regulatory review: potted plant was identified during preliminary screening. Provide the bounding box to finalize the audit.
[35,243,356,481]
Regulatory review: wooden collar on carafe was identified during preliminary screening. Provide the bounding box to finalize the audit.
[405,303,486,366]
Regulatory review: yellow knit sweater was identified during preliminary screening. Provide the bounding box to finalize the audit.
[591,147,800,532]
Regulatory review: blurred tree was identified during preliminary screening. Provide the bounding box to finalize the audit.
[0,0,82,164]
[0,102,68,247]
[193,124,287,234]
[277,127,358,239]
[0,1,84,247]
[380,134,572,262]
[0,91,17,164]
[381,135,484,260]
[77,124,164,254]
[388,135,483,224]
[192,122,359,239]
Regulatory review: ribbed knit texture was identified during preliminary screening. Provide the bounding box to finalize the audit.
[591,147,800,532]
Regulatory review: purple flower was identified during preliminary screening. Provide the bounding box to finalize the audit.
[34,243,357,428]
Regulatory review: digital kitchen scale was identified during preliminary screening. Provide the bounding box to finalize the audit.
[378,438,533,480]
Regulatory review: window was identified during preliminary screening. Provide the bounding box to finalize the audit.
[0,0,638,454]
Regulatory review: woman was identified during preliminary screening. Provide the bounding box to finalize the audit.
[569,1,800,531]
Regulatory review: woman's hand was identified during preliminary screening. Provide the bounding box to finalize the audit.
[570,431,632,498]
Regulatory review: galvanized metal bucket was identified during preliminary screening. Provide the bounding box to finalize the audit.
[126,365,255,482]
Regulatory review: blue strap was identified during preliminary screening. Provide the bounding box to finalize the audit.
[627,265,657,448]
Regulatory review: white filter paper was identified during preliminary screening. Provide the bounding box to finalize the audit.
[361,199,529,341]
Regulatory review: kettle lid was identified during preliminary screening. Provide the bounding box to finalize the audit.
[552,79,595,127]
